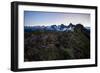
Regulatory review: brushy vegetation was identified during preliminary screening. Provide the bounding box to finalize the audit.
[24,24,90,62]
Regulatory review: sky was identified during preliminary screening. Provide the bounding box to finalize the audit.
[24,11,90,27]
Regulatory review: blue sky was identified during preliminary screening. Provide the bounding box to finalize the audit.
[24,11,90,27]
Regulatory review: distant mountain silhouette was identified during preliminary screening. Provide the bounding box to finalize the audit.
[24,23,90,32]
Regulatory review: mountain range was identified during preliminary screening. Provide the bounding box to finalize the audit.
[24,23,90,61]
[24,23,90,32]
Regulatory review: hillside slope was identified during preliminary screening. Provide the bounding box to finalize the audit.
[24,24,90,61]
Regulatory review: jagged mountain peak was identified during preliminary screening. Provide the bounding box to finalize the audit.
[76,23,84,28]
[75,23,84,31]
[24,23,89,32]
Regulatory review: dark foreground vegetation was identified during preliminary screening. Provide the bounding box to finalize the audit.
[24,24,90,62]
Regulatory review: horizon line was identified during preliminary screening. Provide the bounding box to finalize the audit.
[24,24,90,27]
